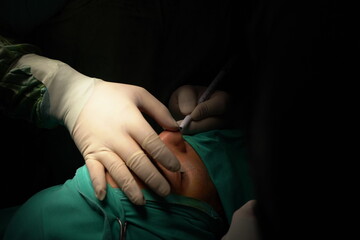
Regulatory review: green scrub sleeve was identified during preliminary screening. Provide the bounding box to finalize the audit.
[0,35,47,127]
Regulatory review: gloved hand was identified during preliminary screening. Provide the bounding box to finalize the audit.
[222,200,261,240]
[14,54,181,205]
[168,85,232,134]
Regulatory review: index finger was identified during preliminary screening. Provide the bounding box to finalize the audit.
[128,114,181,172]
[191,91,230,120]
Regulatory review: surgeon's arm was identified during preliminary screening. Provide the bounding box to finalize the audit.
[0,37,181,205]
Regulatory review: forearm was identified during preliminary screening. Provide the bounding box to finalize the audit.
[0,35,46,127]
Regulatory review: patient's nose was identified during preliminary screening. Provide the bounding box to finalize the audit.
[159,131,186,152]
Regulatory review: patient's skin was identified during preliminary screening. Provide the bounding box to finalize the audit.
[106,131,224,216]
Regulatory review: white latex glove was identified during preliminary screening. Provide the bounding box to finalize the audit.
[14,54,181,205]
[168,85,232,134]
[222,200,261,240]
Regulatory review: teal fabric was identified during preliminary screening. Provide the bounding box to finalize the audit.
[0,206,19,239]
[183,129,254,223]
[4,166,227,240]
[3,129,252,239]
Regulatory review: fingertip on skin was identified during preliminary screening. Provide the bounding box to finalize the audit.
[157,182,171,197]
[163,121,181,132]
[143,170,171,197]
[177,164,185,173]
[173,119,180,128]
[163,150,182,172]
[86,160,107,201]
[95,188,107,201]
[123,184,146,205]
[129,194,146,205]
[163,125,180,132]
[167,158,181,172]
[164,120,180,131]
[154,147,181,172]
[150,105,178,131]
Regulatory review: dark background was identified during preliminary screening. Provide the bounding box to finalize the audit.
[1,0,358,239]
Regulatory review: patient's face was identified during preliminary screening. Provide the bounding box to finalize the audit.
[107,131,223,214]
[155,131,218,203]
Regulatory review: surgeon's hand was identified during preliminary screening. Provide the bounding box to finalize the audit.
[14,54,181,205]
[222,200,261,240]
[169,85,233,134]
